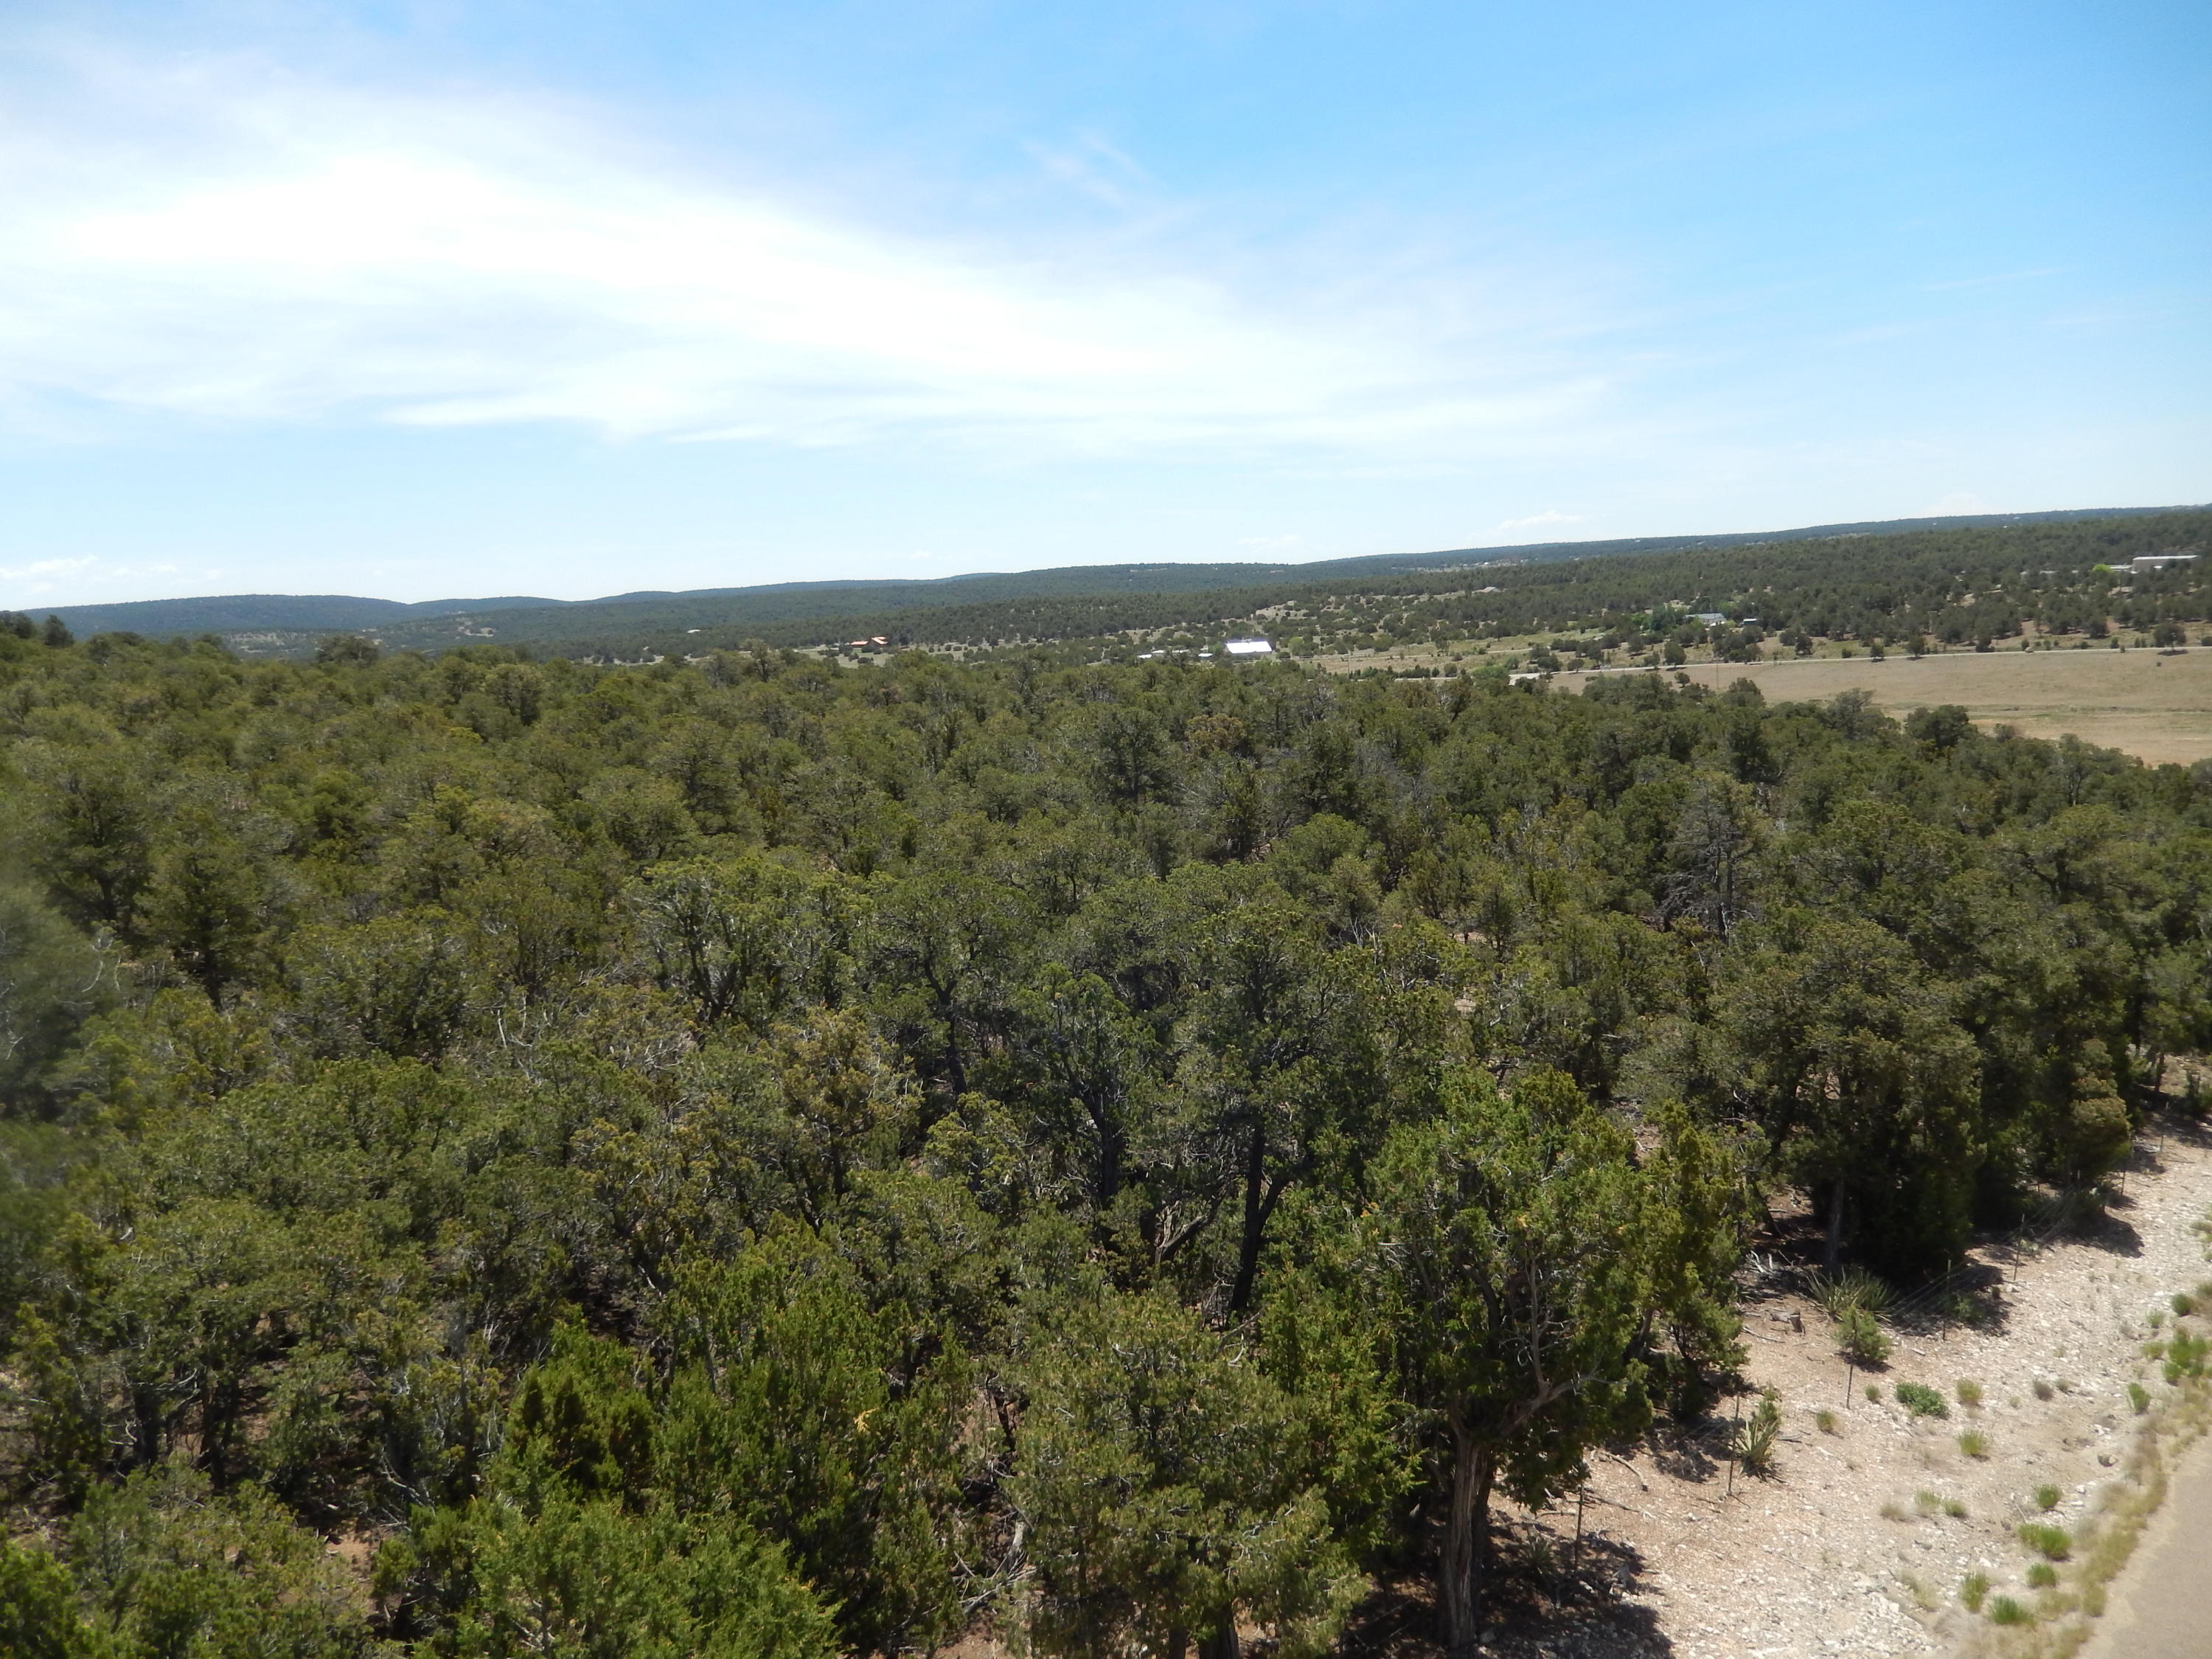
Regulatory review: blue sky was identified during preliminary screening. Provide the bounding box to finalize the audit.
[1,1,2206,605]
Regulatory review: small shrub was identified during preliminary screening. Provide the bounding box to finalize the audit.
[1938,1288,1990,1326]
[1961,1571,1990,1611]
[2165,1329,2208,1383]
[1879,1500,1910,1522]
[1955,1378,1983,1408]
[1815,1408,1838,1435]
[1896,1381,1948,1418]
[1865,1383,1881,1402]
[2018,1522,2072,1560]
[1944,1496,1968,1518]
[1837,1304,1892,1367]
[2026,1562,2058,1589]
[1958,1430,1991,1458]
[1988,1596,2032,1626]
[1913,1489,1942,1517]
[2033,1378,2056,1401]
[2129,1382,2151,1415]
[1736,1388,1782,1475]
[2177,1293,2199,1317]
[2034,1483,2062,1512]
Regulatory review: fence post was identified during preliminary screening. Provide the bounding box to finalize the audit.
[1725,1390,1742,1500]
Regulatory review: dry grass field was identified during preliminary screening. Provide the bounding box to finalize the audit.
[1554,647,2212,767]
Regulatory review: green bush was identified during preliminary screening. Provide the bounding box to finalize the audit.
[1988,1595,2032,1626]
[1895,1381,1947,1418]
[1955,1378,1983,1408]
[2034,1484,2062,1512]
[2129,1382,2151,1414]
[1958,1430,1990,1458]
[2026,1562,2057,1589]
[2164,1329,2208,1384]
[2017,1522,2071,1560]
[1961,1571,1989,1611]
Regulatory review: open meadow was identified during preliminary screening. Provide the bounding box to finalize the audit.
[1554,647,2212,767]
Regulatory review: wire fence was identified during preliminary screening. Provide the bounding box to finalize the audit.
[1698,1115,2183,1506]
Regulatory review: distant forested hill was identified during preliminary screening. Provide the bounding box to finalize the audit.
[25,503,2198,661]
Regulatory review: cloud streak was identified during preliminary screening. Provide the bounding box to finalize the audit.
[0,43,1605,460]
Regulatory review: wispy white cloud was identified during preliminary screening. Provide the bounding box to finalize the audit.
[0,42,1610,461]
[1023,132,1154,209]
[1495,509,1582,531]
[1924,266,2063,292]
[1923,490,1990,515]
[0,555,97,586]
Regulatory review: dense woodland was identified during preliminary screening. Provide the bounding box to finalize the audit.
[1,622,2209,1658]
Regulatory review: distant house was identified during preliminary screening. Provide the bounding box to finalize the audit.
[1691,613,1729,626]
[1223,638,1274,656]
[2131,554,2199,574]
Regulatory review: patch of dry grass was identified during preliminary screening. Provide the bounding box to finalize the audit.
[1559,646,2212,766]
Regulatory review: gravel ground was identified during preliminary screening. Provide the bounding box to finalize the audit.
[1479,1112,2212,1659]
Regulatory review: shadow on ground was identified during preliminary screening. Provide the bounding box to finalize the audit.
[1340,1522,1674,1659]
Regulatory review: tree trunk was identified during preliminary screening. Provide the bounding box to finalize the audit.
[1228,1117,1267,1313]
[1198,1622,1237,1659]
[1441,1430,1495,1658]
[1823,1178,1846,1273]
[1090,1101,1123,1208]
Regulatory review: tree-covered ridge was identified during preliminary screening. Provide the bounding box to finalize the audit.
[27,505,2206,665]
[0,627,2206,1658]
[472,507,2212,659]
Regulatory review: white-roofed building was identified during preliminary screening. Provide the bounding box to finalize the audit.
[1223,638,1274,656]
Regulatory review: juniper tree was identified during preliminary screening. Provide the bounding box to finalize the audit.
[1364,1069,1711,1657]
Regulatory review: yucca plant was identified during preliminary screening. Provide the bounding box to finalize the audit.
[1809,1266,1896,1320]
[1735,1388,1782,1475]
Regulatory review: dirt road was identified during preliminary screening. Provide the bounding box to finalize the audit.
[2077,1430,2212,1659]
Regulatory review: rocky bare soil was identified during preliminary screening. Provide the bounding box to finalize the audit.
[1466,1112,2212,1659]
